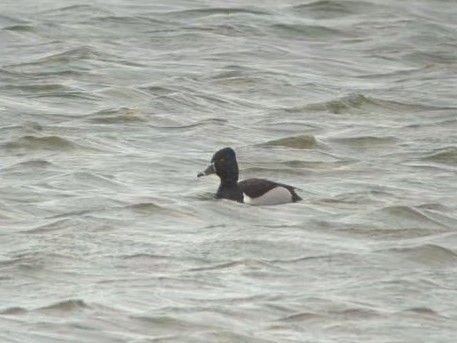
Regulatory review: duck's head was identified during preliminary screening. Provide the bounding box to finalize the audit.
[197,147,239,184]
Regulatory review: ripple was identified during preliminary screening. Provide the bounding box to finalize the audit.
[287,0,387,18]
[278,307,382,323]
[277,311,320,322]
[259,135,318,149]
[120,253,204,266]
[130,315,215,333]
[1,159,56,175]
[38,172,125,194]
[359,205,456,230]
[3,24,36,32]
[403,50,457,65]
[37,299,90,313]
[193,331,274,343]
[12,46,104,66]
[21,218,77,234]
[320,223,432,241]
[97,201,201,221]
[191,238,312,261]
[88,107,147,124]
[9,46,143,71]
[422,147,457,166]
[0,307,28,315]
[163,7,270,20]
[39,4,113,18]
[2,135,76,151]
[186,260,244,272]
[149,118,228,130]
[271,23,347,40]
[0,14,27,28]
[382,244,457,266]
[327,135,398,150]
[1,67,85,79]
[91,15,171,27]
[290,94,452,115]
[2,83,99,101]
[126,201,168,213]
[10,159,54,168]
[401,307,443,317]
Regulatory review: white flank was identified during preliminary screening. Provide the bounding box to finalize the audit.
[243,186,293,206]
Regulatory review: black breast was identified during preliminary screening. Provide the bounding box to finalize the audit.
[216,185,244,202]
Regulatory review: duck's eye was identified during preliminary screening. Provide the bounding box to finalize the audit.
[219,158,225,163]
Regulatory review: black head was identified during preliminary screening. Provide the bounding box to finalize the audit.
[197,147,239,186]
[211,147,237,169]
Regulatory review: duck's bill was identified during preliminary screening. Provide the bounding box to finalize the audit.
[197,164,215,177]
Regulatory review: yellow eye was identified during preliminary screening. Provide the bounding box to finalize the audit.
[219,158,225,163]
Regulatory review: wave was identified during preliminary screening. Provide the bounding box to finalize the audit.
[285,93,455,115]
[12,46,105,66]
[259,135,318,149]
[156,118,228,130]
[422,147,457,166]
[130,314,215,333]
[287,0,387,18]
[37,299,90,313]
[380,244,457,266]
[88,107,148,124]
[277,307,381,322]
[2,24,36,32]
[162,7,270,20]
[186,259,287,273]
[5,159,55,169]
[326,135,398,151]
[119,253,206,264]
[400,307,443,317]
[363,205,456,230]
[21,218,75,234]
[125,201,166,213]
[2,135,76,151]
[38,4,113,18]
[0,14,28,29]
[7,46,145,71]
[89,15,170,26]
[0,307,28,315]
[271,23,345,39]
[0,67,84,80]
[2,82,100,101]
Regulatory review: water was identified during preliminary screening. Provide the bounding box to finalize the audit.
[1,0,457,342]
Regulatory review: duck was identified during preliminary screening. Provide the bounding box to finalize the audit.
[197,147,301,205]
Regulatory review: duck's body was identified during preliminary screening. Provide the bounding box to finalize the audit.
[198,147,301,205]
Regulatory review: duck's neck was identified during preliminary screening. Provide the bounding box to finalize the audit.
[217,176,243,203]
[217,165,239,188]
[219,175,238,188]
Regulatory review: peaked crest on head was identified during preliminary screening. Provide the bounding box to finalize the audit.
[198,147,239,186]
[211,147,236,163]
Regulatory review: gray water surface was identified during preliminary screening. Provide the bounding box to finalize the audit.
[1,0,457,342]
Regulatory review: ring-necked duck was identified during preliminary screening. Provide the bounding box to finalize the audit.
[198,147,302,205]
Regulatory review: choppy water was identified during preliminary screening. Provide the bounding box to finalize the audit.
[1,0,457,342]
